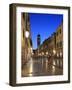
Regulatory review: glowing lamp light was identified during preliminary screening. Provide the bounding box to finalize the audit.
[30,47,33,53]
[29,59,33,76]
[57,53,59,57]
[25,31,29,38]
[42,52,44,55]
[46,52,48,55]
[53,61,56,65]
[60,52,62,57]
[53,49,56,54]
[31,47,32,51]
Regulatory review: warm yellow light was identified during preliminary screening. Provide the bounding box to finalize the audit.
[46,52,48,55]
[30,47,33,53]
[42,52,44,55]
[52,66,55,73]
[53,60,56,65]
[39,53,41,56]
[57,53,59,57]
[53,49,56,54]
[60,52,62,57]
[29,59,33,76]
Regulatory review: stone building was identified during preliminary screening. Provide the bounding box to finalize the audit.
[35,22,63,68]
[48,33,56,56]
[37,22,63,58]
[21,13,32,66]
[37,32,56,57]
[56,23,63,58]
[55,23,63,68]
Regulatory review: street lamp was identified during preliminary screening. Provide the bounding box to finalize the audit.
[60,52,62,57]
[46,52,48,55]
[42,52,44,55]
[53,49,56,55]
[57,53,59,57]
[25,31,29,38]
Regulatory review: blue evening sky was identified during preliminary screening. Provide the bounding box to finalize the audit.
[29,13,63,49]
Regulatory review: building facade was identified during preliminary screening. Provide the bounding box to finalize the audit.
[21,13,33,66]
[37,32,56,57]
[56,23,63,58]
[34,22,63,68]
[55,23,63,68]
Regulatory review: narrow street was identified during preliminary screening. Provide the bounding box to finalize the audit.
[22,57,63,77]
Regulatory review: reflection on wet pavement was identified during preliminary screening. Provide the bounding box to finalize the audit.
[22,57,63,77]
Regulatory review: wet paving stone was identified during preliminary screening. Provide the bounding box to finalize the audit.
[22,57,63,77]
